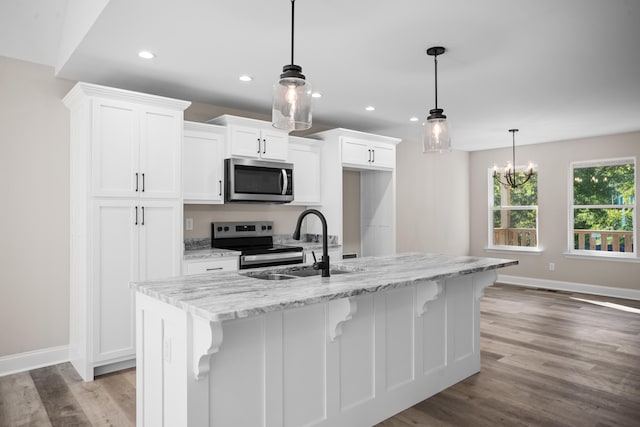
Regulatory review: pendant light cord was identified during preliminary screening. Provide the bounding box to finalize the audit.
[290,0,295,65]
[512,131,516,173]
[434,54,439,109]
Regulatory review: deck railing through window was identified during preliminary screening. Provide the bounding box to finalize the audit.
[574,230,634,252]
[493,228,537,247]
[494,228,634,252]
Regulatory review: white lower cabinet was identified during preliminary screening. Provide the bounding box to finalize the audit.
[183,257,239,275]
[92,199,181,364]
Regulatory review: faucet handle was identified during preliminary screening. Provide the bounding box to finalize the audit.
[311,251,317,263]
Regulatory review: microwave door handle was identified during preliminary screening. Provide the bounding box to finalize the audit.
[281,169,288,195]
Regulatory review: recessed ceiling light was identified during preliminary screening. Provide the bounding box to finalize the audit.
[312,92,322,98]
[410,116,419,122]
[239,75,253,82]
[138,50,155,59]
[365,106,375,111]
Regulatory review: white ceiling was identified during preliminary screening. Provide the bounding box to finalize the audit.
[2,0,640,150]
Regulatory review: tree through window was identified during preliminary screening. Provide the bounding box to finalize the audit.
[489,169,538,249]
[570,158,636,255]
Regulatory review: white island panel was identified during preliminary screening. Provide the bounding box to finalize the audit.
[132,253,516,427]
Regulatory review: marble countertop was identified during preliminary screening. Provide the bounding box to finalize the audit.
[132,253,517,322]
[183,248,241,260]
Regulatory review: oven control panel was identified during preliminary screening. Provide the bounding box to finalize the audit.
[212,221,274,239]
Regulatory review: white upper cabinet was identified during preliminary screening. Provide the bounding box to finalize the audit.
[342,137,396,170]
[289,136,322,205]
[183,122,225,204]
[139,108,183,198]
[91,99,182,199]
[208,115,288,161]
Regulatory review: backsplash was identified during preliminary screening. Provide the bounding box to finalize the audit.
[183,204,307,238]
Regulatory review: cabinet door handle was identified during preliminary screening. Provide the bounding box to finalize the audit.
[219,180,222,196]
[257,138,261,154]
[368,149,372,163]
[141,173,145,192]
[135,173,139,192]
[141,206,145,225]
[135,206,138,225]
[262,139,267,154]
[372,149,375,163]
[206,267,223,271]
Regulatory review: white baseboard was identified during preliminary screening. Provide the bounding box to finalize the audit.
[0,345,69,378]
[497,274,640,301]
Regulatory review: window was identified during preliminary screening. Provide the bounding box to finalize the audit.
[489,168,538,249]
[570,158,636,257]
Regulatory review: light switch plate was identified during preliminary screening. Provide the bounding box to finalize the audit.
[185,218,193,230]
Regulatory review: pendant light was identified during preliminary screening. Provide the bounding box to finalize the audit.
[272,0,312,131]
[493,129,535,188]
[423,46,451,153]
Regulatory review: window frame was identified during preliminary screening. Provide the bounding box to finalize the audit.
[568,157,637,259]
[487,166,540,252]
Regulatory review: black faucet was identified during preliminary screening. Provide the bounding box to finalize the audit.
[293,209,330,277]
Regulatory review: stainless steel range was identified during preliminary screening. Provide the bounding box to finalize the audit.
[211,221,304,269]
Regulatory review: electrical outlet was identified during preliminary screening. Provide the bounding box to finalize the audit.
[185,218,193,230]
[549,262,555,272]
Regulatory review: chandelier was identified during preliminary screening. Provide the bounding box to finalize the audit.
[493,129,535,188]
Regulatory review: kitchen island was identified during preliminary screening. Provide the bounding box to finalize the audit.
[131,253,517,427]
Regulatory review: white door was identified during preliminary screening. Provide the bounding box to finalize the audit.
[289,141,321,205]
[342,138,371,167]
[229,125,262,158]
[370,143,395,169]
[92,199,138,362]
[91,100,139,197]
[183,129,224,203]
[260,129,288,161]
[138,201,182,281]
[139,108,182,199]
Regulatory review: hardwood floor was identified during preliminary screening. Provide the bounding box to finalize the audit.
[1,284,639,426]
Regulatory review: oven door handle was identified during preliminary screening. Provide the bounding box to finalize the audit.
[281,169,289,195]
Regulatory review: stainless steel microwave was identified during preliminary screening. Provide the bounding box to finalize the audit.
[224,158,294,203]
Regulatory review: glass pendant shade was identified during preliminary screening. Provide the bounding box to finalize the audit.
[423,46,451,153]
[272,0,312,132]
[422,109,451,153]
[272,67,312,131]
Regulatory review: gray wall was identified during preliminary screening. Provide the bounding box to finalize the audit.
[469,132,640,290]
[0,57,74,357]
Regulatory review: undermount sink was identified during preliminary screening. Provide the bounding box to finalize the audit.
[242,265,363,281]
